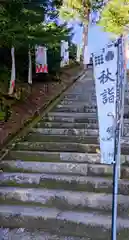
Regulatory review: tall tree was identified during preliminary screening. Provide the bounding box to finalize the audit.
[0,0,72,49]
[99,0,129,36]
[0,0,73,94]
[59,0,103,67]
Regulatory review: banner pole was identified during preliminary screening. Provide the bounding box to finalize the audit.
[111,149,119,240]
[111,39,119,240]
[111,37,122,240]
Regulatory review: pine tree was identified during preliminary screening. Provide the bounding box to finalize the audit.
[0,0,73,96]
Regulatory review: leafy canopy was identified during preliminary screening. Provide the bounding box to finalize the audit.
[99,0,129,35]
[59,0,103,23]
[0,0,72,49]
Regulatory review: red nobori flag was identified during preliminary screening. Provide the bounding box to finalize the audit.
[35,46,48,73]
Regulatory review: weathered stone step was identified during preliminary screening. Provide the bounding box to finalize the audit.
[65,87,129,95]
[1,172,129,195]
[37,121,99,129]
[30,127,129,137]
[0,161,88,175]
[0,205,129,239]
[63,96,129,105]
[25,134,99,144]
[13,141,129,154]
[0,228,86,240]
[66,88,95,95]
[37,121,129,130]
[59,100,129,108]
[35,122,129,137]
[1,160,129,178]
[60,100,97,105]
[5,150,129,164]
[0,187,129,216]
[31,128,99,136]
[54,104,129,114]
[60,100,97,106]
[64,93,96,98]
[54,105,97,113]
[46,112,98,120]
[13,141,98,152]
[44,112,129,123]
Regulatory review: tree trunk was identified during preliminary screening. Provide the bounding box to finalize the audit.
[82,10,90,69]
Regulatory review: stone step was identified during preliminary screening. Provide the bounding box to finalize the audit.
[61,96,97,103]
[0,187,129,216]
[25,134,99,144]
[30,127,129,137]
[60,99,129,107]
[0,228,86,240]
[64,89,129,96]
[66,88,95,94]
[1,172,129,195]
[46,112,98,120]
[60,100,97,105]
[63,95,129,104]
[31,128,99,136]
[37,121,129,129]
[44,112,129,123]
[65,87,129,95]
[54,105,97,113]
[54,104,129,114]
[36,122,129,135]
[43,116,129,124]
[0,205,129,239]
[37,121,99,129]
[43,114,97,123]
[5,150,129,164]
[0,161,88,175]
[13,140,129,154]
[1,160,129,178]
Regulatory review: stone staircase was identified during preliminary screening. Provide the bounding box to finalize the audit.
[0,69,129,239]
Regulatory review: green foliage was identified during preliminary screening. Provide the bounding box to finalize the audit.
[99,0,129,35]
[0,0,73,86]
[47,46,61,75]
[59,0,103,23]
[0,0,72,49]
[69,43,77,61]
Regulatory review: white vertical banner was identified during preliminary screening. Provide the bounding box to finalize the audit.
[35,46,48,73]
[76,45,81,62]
[60,41,69,67]
[9,47,16,95]
[83,45,90,65]
[93,42,118,164]
[28,48,32,84]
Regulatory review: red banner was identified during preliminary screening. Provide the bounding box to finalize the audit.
[36,64,48,73]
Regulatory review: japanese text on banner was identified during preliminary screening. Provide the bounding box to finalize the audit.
[93,42,118,164]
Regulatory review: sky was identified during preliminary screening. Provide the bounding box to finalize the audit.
[73,23,114,53]
[72,23,129,68]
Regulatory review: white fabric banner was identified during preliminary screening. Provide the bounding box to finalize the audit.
[35,46,48,73]
[28,49,32,84]
[9,47,16,95]
[83,45,90,65]
[60,41,69,67]
[93,42,118,164]
[76,45,81,62]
